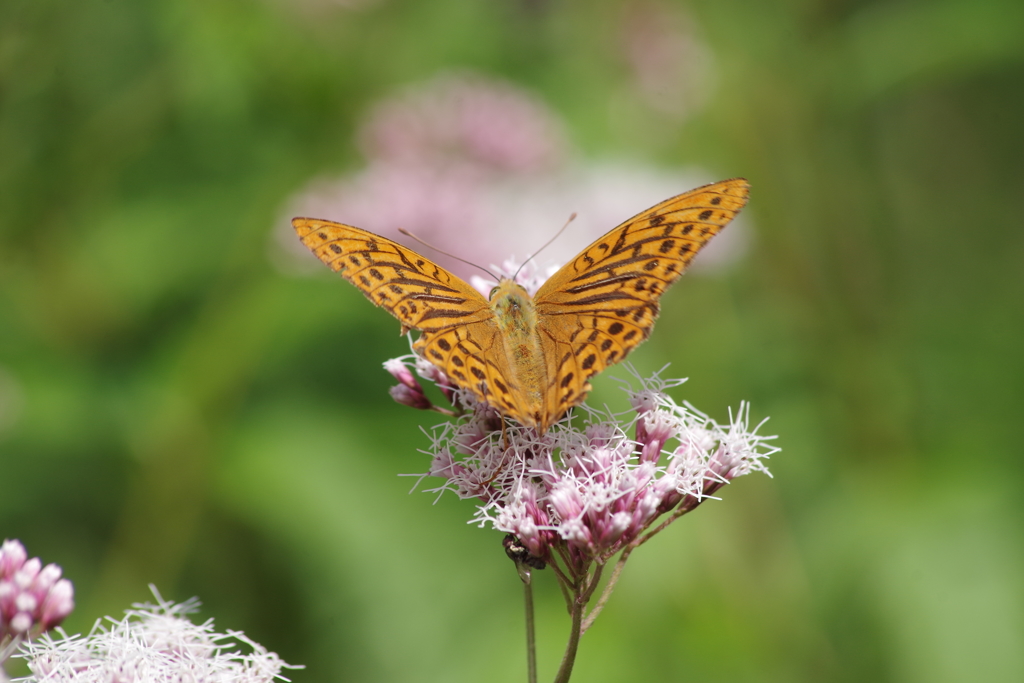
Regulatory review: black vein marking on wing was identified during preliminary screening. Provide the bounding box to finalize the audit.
[564,232,706,287]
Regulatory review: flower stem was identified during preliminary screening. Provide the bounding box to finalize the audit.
[582,550,630,633]
[524,577,538,683]
[552,591,584,683]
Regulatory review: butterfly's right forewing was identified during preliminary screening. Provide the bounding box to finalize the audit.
[533,179,750,422]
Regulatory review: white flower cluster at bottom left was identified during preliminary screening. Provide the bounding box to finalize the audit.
[13,588,299,683]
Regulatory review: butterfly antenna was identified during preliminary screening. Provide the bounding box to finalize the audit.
[397,228,500,281]
[513,212,577,281]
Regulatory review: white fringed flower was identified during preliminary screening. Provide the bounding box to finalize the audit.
[14,588,299,683]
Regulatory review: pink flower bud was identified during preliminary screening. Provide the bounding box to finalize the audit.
[14,558,41,589]
[383,358,420,390]
[629,389,659,416]
[549,485,583,522]
[15,592,37,613]
[40,578,74,629]
[637,410,675,463]
[0,539,27,577]
[414,356,457,403]
[11,611,32,633]
[389,384,432,410]
[34,564,62,593]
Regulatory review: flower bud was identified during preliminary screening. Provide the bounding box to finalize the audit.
[383,358,420,390]
[389,384,432,410]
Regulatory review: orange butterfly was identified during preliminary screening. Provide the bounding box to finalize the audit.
[293,178,749,433]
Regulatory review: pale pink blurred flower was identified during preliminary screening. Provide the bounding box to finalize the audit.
[277,73,571,281]
[358,72,567,173]
[14,587,300,683]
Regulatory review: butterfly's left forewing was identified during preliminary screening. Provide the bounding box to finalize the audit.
[293,218,518,414]
[293,218,494,332]
[533,179,750,422]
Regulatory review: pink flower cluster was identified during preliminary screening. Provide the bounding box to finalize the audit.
[0,539,74,644]
[390,361,775,569]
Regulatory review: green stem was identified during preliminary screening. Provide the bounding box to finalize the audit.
[524,577,538,683]
[582,550,630,633]
[552,590,584,683]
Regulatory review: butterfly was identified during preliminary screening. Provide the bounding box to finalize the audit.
[293,178,749,433]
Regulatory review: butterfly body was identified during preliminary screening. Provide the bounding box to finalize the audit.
[489,278,549,423]
[293,178,750,433]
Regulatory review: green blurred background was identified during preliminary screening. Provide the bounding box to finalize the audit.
[2,0,1023,681]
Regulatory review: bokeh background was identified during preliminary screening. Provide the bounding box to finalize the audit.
[2,0,1023,681]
